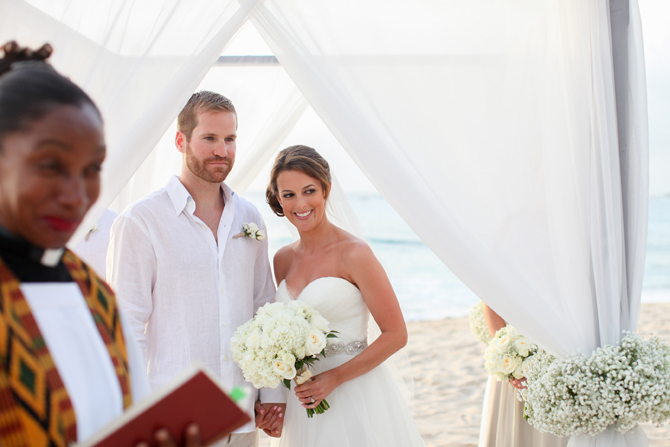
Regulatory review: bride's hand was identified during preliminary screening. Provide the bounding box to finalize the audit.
[509,377,527,390]
[294,370,340,408]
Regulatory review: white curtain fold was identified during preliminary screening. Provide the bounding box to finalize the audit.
[251,1,649,444]
[0,0,262,243]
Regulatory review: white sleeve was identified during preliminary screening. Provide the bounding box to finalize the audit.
[260,384,288,404]
[252,213,286,404]
[252,213,277,314]
[119,306,152,403]
[107,214,156,360]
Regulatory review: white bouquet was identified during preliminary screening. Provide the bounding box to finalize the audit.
[484,325,538,382]
[519,332,670,436]
[230,300,337,417]
[469,301,492,345]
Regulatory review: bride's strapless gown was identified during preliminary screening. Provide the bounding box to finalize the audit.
[271,277,426,447]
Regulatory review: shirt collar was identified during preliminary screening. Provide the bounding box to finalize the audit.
[165,176,236,216]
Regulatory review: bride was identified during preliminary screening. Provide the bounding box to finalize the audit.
[265,145,425,446]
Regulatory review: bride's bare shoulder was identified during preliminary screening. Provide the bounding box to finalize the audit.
[336,232,374,262]
[273,242,298,283]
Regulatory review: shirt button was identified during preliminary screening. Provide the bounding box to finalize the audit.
[224,356,230,361]
[222,322,228,328]
[201,224,207,230]
[220,288,224,294]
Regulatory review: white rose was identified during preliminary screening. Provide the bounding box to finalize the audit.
[304,329,327,356]
[272,359,296,380]
[247,222,259,233]
[272,359,297,380]
[515,337,533,357]
[501,354,522,375]
[282,352,296,366]
[309,313,330,333]
[519,356,536,378]
[295,346,306,359]
[256,230,266,241]
[494,335,511,354]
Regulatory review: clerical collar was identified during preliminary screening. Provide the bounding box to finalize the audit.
[0,226,71,282]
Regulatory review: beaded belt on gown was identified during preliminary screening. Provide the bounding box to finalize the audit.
[324,340,368,356]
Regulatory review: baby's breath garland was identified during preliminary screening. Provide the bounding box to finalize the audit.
[519,332,670,436]
[469,301,492,345]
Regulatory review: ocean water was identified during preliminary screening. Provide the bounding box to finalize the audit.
[245,192,670,321]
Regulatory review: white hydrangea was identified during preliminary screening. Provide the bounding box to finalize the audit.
[230,300,333,389]
[469,301,492,345]
[484,325,538,381]
[519,332,670,437]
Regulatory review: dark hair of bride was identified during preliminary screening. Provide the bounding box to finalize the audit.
[266,145,332,217]
[0,41,101,152]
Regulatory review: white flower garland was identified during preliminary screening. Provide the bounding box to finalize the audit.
[469,301,492,345]
[519,332,670,436]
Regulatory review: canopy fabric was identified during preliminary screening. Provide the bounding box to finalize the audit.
[0,1,650,444]
[0,0,260,241]
[110,64,308,212]
[251,1,648,444]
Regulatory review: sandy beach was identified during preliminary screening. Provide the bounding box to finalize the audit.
[261,302,670,446]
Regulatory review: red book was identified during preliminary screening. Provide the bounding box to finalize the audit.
[79,363,252,447]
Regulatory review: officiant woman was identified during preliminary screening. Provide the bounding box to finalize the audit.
[0,41,200,447]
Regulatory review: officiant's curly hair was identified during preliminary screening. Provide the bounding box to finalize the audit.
[0,41,101,151]
[266,145,332,217]
[178,90,237,141]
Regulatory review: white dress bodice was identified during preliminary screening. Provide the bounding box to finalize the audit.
[271,277,425,447]
[277,277,369,346]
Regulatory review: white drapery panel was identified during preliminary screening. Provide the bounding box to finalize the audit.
[0,0,261,243]
[252,1,649,445]
[111,62,308,212]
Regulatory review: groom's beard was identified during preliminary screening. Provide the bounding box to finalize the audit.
[185,143,234,183]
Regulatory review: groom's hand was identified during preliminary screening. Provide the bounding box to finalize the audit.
[255,401,285,437]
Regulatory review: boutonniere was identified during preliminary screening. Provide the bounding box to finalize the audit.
[233,222,266,241]
[85,223,99,241]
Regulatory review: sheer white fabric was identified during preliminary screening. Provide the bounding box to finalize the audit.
[479,377,568,447]
[2,1,650,444]
[110,63,308,213]
[251,1,649,445]
[0,0,262,242]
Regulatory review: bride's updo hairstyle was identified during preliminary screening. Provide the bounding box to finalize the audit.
[0,41,101,150]
[266,145,332,217]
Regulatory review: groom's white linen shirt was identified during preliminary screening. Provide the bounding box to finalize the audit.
[107,176,284,432]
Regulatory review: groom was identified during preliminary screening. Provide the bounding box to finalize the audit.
[108,91,285,445]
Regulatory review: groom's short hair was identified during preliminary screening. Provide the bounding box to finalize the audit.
[178,90,237,141]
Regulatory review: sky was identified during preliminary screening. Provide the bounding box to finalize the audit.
[222,0,670,196]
